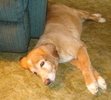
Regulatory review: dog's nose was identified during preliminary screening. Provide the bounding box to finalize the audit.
[44,79,52,85]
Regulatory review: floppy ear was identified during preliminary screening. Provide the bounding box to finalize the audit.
[19,57,29,69]
[44,43,59,59]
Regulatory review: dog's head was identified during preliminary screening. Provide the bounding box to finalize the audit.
[19,43,59,85]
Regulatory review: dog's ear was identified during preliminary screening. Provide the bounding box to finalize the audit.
[19,57,29,69]
[44,43,59,59]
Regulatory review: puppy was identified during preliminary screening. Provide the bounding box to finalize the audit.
[20,4,107,95]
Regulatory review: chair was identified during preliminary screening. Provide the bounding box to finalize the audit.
[0,0,47,52]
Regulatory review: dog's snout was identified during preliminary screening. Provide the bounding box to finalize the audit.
[44,79,52,85]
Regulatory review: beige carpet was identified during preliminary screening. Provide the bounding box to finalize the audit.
[0,0,111,100]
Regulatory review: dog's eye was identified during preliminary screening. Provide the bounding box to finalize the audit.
[40,61,45,67]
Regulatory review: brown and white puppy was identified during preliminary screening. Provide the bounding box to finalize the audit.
[20,4,107,95]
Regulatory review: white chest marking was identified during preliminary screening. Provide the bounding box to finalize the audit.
[58,54,74,63]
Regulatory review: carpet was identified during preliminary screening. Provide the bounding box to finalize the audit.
[0,0,111,100]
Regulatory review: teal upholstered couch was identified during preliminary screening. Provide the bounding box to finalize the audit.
[0,0,47,53]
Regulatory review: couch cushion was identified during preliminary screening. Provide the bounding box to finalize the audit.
[0,11,30,53]
[0,0,28,22]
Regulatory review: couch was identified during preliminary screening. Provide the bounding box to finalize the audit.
[0,0,47,53]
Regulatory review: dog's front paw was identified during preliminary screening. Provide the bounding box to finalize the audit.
[98,76,107,90]
[87,83,98,95]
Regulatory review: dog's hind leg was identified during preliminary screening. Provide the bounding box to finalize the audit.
[70,46,101,94]
[76,10,106,23]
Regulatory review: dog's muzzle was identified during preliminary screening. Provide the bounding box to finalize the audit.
[44,79,53,85]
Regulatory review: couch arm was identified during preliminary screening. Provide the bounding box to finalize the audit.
[28,0,47,38]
